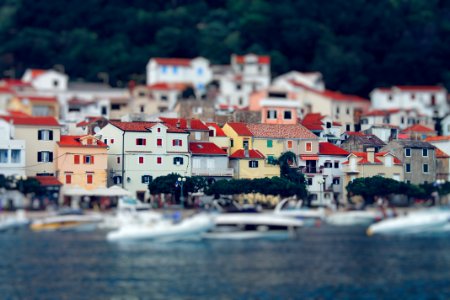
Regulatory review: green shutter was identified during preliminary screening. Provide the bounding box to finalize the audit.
[267,140,273,148]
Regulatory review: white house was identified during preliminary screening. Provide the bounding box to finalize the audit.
[370,86,448,118]
[22,69,68,92]
[0,119,26,177]
[273,71,325,91]
[215,54,271,108]
[361,108,434,131]
[146,57,212,95]
[65,98,110,134]
[96,121,191,201]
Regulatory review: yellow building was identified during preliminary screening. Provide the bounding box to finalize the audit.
[55,135,108,191]
[8,95,60,118]
[342,148,404,200]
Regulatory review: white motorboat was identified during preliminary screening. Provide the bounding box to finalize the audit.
[326,210,383,226]
[100,197,161,229]
[367,208,450,236]
[204,213,303,240]
[0,210,29,231]
[107,213,215,242]
[273,199,325,226]
[31,209,103,232]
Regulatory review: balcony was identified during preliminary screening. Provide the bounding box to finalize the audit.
[300,166,323,174]
[342,165,360,174]
[192,168,234,177]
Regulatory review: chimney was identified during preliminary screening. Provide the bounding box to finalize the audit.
[367,147,375,163]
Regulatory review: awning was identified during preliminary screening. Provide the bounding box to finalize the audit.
[300,155,319,161]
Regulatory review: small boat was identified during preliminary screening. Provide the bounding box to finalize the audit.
[204,213,303,240]
[0,210,29,231]
[107,213,215,241]
[30,209,103,232]
[326,210,383,226]
[100,197,161,229]
[273,199,325,226]
[367,208,450,236]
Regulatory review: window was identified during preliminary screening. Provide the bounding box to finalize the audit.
[405,163,411,173]
[307,178,313,185]
[142,175,152,184]
[53,80,59,87]
[173,66,178,74]
[334,161,339,168]
[173,157,184,165]
[111,104,121,110]
[230,139,234,147]
[209,130,214,137]
[87,174,93,184]
[195,132,201,140]
[422,148,428,157]
[411,93,415,100]
[267,140,273,148]
[139,157,144,164]
[405,148,411,157]
[65,174,72,184]
[324,161,333,168]
[117,156,121,164]
[136,138,146,146]
[173,139,183,146]
[101,106,107,115]
[388,94,393,101]
[248,160,259,168]
[236,84,241,90]
[333,177,340,185]
[11,150,20,163]
[238,97,243,106]
[431,95,436,106]
[385,156,392,167]
[336,106,340,114]
[161,66,168,73]
[401,117,405,124]
[110,139,114,144]
[243,140,249,149]
[157,127,161,133]
[305,142,312,152]
[267,110,277,119]
[113,176,122,184]
[157,138,162,146]
[140,105,145,113]
[84,155,94,164]
[423,163,429,173]
[74,155,80,164]
[0,149,7,163]
[38,130,53,141]
[346,108,350,115]
[284,111,292,119]
[326,122,331,128]
[161,95,168,101]
[157,157,162,164]
[104,139,107,144]
[346,124,351,131]
[197,68,203,75]
[287,141,293,149]
[37,151,53,162]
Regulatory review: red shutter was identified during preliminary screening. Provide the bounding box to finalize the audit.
[136,138,139,145]
[139,157,144,164]
[180,140,183,146]
[87,174,93,184]
[91,156,95,164]
[111,139,114,144]
[143,139,146,146]
[66,174,71,184]
[74,155,80,164]
[157,157,162,164]
[157,139,162,146]
[172,140,175,146]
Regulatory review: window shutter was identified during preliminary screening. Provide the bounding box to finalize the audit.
[74,155,80,164]
[91,156,95,164]
[49,130,53,140]
[37,152,42,162]
[180,140,182,146]
[38,130,42,140]
[136,138,139,145]
[157,157,162,164]
[172,140,175,146]
[49,152,53,162]
[141,176,146,183]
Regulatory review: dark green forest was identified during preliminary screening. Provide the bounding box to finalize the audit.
[1,0,450,96]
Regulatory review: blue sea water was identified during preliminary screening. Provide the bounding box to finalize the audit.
[1,226,450,300]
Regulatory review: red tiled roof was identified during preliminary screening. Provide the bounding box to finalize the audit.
[230,149,265,159]
[0,79,32,88]
[401,124,435,133]
[153,58,191,66]
[34,176,62,186]
[189,142,227,155]
[110,121,157,132]
[425,136,450,142]
[0,115,59,126]
[7,110,30,117]
[436,148,450,158]
[301,113,324,131]
[148,82,189,91]
[30,69,46,79]
[246,123,317,139]
[332,121,342,126]
[226,122,253,136]
[319,142,349,156]
[234,55,270,65]
[58,135,107,148]
[206,122,226,137]
[18,95,57,103]
[159,117,209,131]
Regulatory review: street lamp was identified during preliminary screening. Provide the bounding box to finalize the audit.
[317,177,325,207]
[178,177,187,209]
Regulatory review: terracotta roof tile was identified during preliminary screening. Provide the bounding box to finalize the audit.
[0,115,59,126]
[153,58,192,66]
[110,121,186,133]
[319,142,349,156]
[226,122,253,136]
[425,136,450,142]
[401,124,435,133]
[159,117,209,131]
[189,142,227,155]
[58,135,107,148]
[229,149,265,159]
[301,113,324,131]
[206,122,226,137]
[436,148,450,158]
